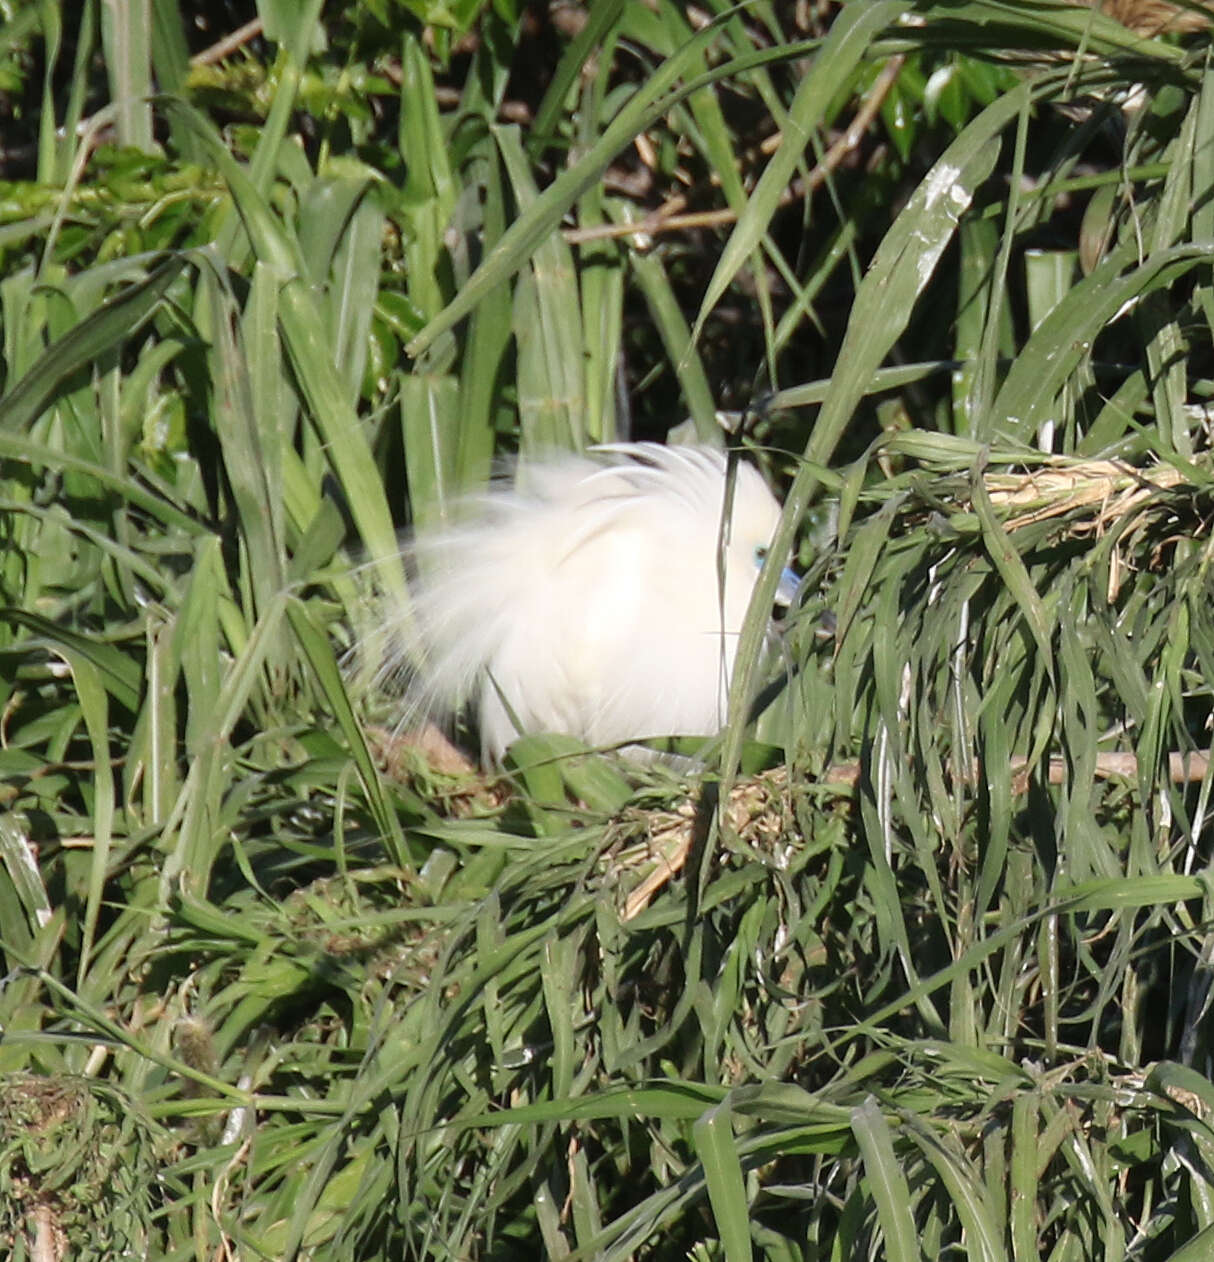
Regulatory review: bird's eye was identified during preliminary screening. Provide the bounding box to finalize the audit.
[753,545,768,568]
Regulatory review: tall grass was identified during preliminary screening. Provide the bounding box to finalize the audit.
[2,1,1214,1258]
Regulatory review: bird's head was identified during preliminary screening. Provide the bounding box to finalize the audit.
[721,459,800,611]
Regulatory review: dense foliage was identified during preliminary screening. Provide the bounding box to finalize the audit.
[3,1,1214,1258]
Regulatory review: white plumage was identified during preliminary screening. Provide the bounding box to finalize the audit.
[384,442,796,765]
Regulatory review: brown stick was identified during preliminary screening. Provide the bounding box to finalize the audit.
[189,18,265,68]
[820,751,1212,789]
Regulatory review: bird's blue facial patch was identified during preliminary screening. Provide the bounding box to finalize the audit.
[753,545,800,607]
[776,565,800,606]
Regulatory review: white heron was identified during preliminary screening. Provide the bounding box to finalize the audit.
[382,442,798,765]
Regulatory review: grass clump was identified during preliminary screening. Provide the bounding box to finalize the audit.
[4,1,1214,1258]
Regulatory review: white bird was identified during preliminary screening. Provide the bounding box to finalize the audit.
[383,442,798,765]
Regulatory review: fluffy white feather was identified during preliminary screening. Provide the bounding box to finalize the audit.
[380,442,795,764]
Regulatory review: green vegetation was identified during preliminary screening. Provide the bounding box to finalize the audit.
[2,0,1214,1257]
